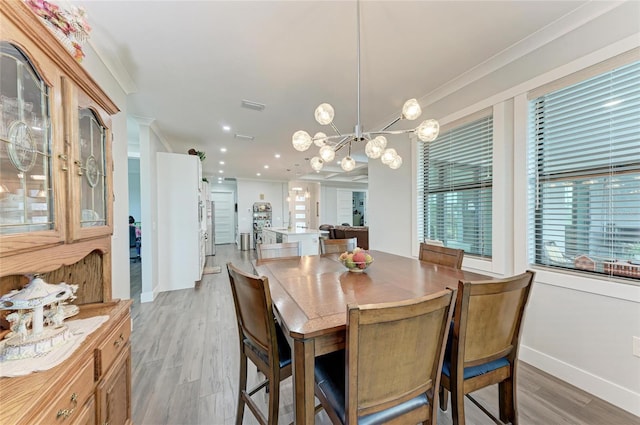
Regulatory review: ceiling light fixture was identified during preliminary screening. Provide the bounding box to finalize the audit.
[241,99,266,111]
[292,0,439,172]
[234,134,255,141]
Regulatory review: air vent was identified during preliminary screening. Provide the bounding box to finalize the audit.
[234,134,255,141]
[241,99,266,111]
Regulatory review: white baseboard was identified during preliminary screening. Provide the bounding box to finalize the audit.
[140,289,156,303]
[520,345,640,417]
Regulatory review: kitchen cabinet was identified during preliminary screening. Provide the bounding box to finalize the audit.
[0,4,116,259]
[0,2,129,425]
[261,227,320,256]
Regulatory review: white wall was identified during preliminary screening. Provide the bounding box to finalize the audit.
[82,44,129,300]
[369,133,413,258]
[368,4,640,414]
[320,182,368,226]
[236,179,287,248]
[139,122,169,302]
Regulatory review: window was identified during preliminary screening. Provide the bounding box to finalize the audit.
[528,58,640,281]
[417,113,493,257]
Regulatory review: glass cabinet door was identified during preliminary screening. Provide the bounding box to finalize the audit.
[78,109,107,228]
[67,82,112,242]
[0,42,54,236]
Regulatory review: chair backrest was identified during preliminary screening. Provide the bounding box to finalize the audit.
[346,289,456,422]
[320,237,357,254]
[226,262,278,360]
[257,242,300,260]
[419,243,464,269]
[453,271,535,368]
[129,225,137,248]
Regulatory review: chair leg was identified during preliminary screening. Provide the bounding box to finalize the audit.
[499,378,517,424]
[236,354,248,425]
[439,386,449,411]
[268,373,280,425]
[450,386,465,425]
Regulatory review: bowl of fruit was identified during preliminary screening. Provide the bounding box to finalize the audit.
[339,248,374,273]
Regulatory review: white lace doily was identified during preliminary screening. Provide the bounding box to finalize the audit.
[0,315,109,378]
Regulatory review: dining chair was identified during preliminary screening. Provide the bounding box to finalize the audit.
[226,262,292,425]
[314,289,457,425]
[257,241,300,260]
[320,237,357,254]
[439,271,535,425]
[419,242,464,269]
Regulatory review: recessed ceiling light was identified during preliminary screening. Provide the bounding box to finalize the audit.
[222,125,231,132]
[274,154,281,158]
[218,170,224,174]
[256,173,261,176]
[264,165,269,169]
[219,161,225,165]
[220,147,227,153]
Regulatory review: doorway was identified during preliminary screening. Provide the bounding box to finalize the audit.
[212,191,235,244]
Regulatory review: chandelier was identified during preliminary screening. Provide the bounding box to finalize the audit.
[291,0,440,172]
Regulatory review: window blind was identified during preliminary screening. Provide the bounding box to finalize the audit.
[417,114,493,258]
[528,60,640,281]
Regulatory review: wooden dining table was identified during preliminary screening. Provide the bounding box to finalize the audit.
[253,250,495,424]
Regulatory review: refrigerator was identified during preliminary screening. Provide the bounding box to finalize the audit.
[206,201,215,256]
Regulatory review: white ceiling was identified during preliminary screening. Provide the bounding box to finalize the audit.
[76,0,610,183]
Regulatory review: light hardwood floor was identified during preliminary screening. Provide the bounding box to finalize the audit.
[129,245,639,425]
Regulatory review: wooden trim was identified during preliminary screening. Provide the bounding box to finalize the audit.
[0,236,110,277]
[0,1,119,115]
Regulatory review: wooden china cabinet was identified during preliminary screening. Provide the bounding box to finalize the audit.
[0,2,131,425]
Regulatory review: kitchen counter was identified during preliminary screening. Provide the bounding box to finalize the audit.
[261,228,320,255]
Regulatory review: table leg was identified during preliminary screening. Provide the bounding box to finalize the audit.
[292,337,316,424]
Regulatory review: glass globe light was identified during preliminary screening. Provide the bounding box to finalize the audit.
[365,139,383,159]
[341,156,356,172]
[310,156,324,171]
[389,155,403,169]
[381,148,398,165]
[319,145,336,162]
[292,130,312,151]
[315,103,334,125]
[416,119,440,142]
[402,98,422,120]
[313,132,327,147]
[375,135,387,149]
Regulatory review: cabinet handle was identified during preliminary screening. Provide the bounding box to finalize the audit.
[56,392,78,419]
[73,160,83,176]
[113,333,125,348]
[58,154,68,171]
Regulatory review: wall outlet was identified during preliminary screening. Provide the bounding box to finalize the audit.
[633,336,640,358]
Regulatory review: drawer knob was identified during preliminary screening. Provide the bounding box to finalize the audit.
[56,392,78,419]
[113,333,125,347]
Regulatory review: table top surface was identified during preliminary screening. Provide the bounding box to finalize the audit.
[254,250,495,339]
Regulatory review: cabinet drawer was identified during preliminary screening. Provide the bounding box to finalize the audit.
[96,315,131,377]
[74,396,96,425]
[34,357,95,424]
